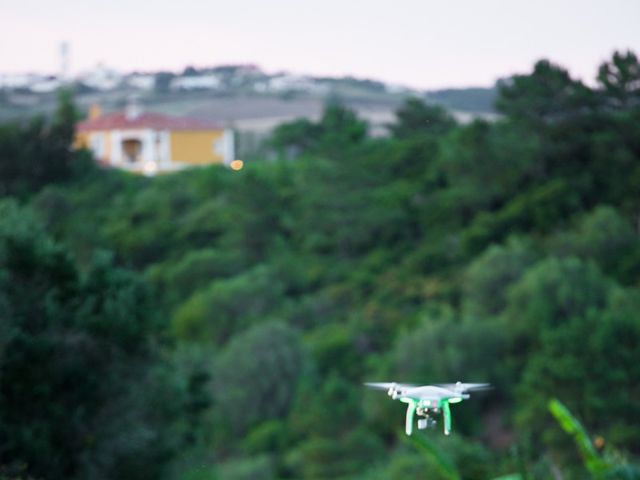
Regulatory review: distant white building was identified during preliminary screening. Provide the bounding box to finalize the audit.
[170,74,221,91]
[30,78,63,93]
[126,74,156,91]
[0,74,46,90]
[267,74,327,93]
[78,64,123,91]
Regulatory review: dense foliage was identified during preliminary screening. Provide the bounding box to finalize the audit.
[1,51,640,479]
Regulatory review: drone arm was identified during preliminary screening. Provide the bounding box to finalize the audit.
[442,400,452,435]
[400,398,417,435]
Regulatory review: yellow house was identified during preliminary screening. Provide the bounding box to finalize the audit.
[76,105,234,175]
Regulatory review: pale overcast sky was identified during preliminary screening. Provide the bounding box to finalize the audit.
[1,0,639,89]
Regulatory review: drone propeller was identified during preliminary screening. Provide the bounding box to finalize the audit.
[436,382,491,393]
[364,382,416,398]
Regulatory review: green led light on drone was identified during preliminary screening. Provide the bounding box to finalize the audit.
[448,397,463,403]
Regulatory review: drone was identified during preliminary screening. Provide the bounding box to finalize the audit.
[365,381,490,436]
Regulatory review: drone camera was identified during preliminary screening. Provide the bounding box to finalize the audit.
[417,418,437,430]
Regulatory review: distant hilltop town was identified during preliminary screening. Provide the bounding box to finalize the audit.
[0,63,414,97]
[0,62,497,117]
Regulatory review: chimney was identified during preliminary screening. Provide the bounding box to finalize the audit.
[89,104,102,120]
[125,95,142,120]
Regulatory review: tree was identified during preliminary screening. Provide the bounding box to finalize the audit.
[317,102,368,154]
[496,60,596,128]
[213,322,310,435]
[147,247,244,308]
[0,200,171,479]
[503,255,614,382]
[287,375,382,478]
[270,119,322,158]
[505,257,613,334]
[597,50,640,109]
[580,101,640,213]
[464,237,538,318]
[517,291,640,457]
[389,97,457,138]
[221,163,295,263]
[51,88,78,148]
[461,179,581,255]
[0,90,79,198]
[437,120,542,216]
[548,206,639,283]
[269,102,367,158]
[171,265,285,344]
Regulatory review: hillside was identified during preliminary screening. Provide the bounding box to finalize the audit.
[1,51,640,480]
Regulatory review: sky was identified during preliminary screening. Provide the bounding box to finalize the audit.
[1,0,639,89]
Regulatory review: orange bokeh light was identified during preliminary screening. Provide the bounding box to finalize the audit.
[230,159,244,171]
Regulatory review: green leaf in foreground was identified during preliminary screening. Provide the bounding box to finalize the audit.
[548,398,611,476]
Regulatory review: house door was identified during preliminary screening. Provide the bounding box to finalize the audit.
[122,139,142,163]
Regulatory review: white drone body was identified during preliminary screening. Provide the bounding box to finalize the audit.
[365,381,490,435]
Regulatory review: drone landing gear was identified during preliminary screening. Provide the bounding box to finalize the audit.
[400,399,453,435]
[442,400,452,435]
[400,398,417,435]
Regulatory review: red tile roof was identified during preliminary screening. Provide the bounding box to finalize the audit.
[77,111,223,132]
